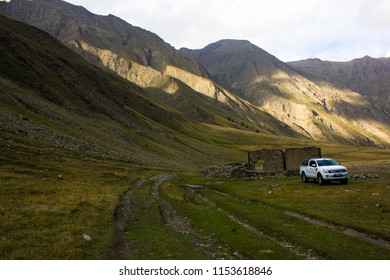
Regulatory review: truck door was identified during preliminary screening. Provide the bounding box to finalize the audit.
[307,160,317,177]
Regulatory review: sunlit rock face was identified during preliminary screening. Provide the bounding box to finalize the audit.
[2,0,390,146]
[183,40,390,146]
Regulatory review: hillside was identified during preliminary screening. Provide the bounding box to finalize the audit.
[181,39,292,101]
[1,2,390,262]
[1,0,390,147]
[288,56,390,113]
[0,0,299,137]
[182,40,390,146]
[0,13,244,169]
[0,0,206,76]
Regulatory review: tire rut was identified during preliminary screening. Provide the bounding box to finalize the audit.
[150,174,250,259]
[190,186,320,260]
[195,184,390,257]
[108,178,145,259]
[150,174,195,234]
[285,211,390,250]
[110,174,228,259]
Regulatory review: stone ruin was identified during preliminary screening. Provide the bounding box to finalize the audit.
[248,148,285,172]
[248,147,321,173]
[202,147,321,179]
[284,147,322,170]
[201,162,278,179]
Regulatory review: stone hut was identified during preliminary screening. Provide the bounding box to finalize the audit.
[248,149,285,172]
[284,147,321,171]
[248,147,321,173]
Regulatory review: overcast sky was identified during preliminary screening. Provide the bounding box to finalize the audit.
[16,0,390,61]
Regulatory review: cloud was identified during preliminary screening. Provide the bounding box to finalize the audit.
[65,0,390,61]
[358,0,390,29]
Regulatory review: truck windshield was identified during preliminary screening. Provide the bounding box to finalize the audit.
[317,159,339,166]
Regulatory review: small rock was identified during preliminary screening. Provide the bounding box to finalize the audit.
[58,175,63,179]
[268,190,273,195]
[375,204,381,207]
[372,193,380,196]
[83,234,92,241]
[260,249,274,254]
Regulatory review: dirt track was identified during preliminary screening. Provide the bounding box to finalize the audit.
[149,174,195,234]
[110,174,390,259]
[286,211,390,250]
[109,174,217,259]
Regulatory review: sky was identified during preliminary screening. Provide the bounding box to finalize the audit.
[4,0,390,61]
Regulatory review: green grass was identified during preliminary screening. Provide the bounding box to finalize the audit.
[203,176,390,237]
[2,130,390,260]
[1,11,390,260]
[163,175,390,259]
[119,180,206,259]
[199,188,389,259]
[2,124,390,260]
[160,182,301,259]
[0,149,145,259]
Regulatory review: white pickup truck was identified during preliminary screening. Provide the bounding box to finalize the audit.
[299,158,349,185]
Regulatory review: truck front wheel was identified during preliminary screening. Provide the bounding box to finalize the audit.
[317,174,326,185]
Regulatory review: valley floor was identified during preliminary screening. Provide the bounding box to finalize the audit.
[108,172,390,260]
[1,135,390,259]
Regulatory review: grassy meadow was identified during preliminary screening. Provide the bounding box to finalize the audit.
[1,125,390,259]
[1,11,389,260]
[161,174,390,259]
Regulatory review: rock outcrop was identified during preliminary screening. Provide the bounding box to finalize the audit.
[182,40,390,146]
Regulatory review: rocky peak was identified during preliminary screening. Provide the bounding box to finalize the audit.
[288,56,390,112]
[0,0,208,77]
[180,39,292,100]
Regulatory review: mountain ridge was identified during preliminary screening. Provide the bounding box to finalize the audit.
[0,12,231,168]
[182,39,390,146]
[1,0,390,147]
[288,56,390,113]
[0,0,208,76]
[0,0,300,137]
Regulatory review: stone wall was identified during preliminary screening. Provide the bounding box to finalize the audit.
[248,147,321,172]
[285,147,321,170]
[248,149,285,172]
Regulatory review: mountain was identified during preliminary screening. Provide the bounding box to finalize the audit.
[288,56,390,113]
[182,40,390,146]
[181,39,292,101]
[0,13,249,169]
[1,0,390,147]
[0,0,297,137]
[0,0,206,76]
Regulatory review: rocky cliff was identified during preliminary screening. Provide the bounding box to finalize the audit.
[288,56,390,113]
[2,0,390,147]
[182,40,390,146]
[0,0,299,136]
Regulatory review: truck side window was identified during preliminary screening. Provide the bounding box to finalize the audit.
[309,160,316,167]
